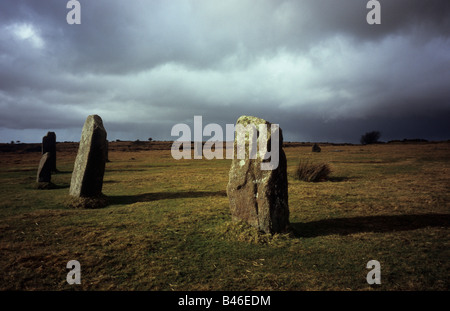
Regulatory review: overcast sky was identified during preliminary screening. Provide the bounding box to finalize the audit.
[0,0,449,143]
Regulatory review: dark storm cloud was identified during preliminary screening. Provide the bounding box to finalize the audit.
[0,0,449,143]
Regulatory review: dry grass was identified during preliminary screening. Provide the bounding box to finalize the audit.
[294,159,332,182]
[65,194,109,209]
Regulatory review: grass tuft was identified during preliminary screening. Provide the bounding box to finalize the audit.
[65,194,108,209]
[221,221,293,246]
[294,159,332,182]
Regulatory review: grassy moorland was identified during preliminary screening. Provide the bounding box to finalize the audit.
[0,141,449,290]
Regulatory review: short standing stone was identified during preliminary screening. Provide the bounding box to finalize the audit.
[37,152,52,183]
[226,116,289,234]
[69,115,107,198]
[312,143,321,153]
[42,131,57,172]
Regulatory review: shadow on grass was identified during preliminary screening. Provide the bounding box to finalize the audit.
[328,176,351,182]
[51,183,70,189]
[108,190,227,205]
[291,213,450,238]
[32,182,70,190]
[289,175,353,183]
[106,169,147,172]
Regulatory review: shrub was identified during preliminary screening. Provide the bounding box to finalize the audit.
[294,160,331,182]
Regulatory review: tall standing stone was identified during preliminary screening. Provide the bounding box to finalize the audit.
[226,116,289,234]
[37,152,52,183]
[42,132,57,172]
[69,115,107,198]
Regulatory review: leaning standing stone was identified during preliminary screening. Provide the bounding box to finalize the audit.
[226,116,289,234]
[42,131,57,172]
[37,152,52,183]
[69,115,107,207]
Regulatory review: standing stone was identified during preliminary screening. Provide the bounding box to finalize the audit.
[37,152,52,183]
[312,143,321,153]
[226,116,289,234]
[42,132,57,172]
[105,140,110,162]
[69,115,107,198]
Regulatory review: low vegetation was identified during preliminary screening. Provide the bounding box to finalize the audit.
[294,160,332,182]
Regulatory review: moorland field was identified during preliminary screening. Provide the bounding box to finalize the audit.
[0,141,449,290]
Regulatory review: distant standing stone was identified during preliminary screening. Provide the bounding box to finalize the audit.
[312,143,321,153]
[37,152,52,183]
[226,116,290,234]
[69,115,107,198]
[105,140,110,162]
[42,131,57,172]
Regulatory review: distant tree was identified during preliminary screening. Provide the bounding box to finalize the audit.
[360,131,381,145]
[148,138,153,142]
[10,140,14,144]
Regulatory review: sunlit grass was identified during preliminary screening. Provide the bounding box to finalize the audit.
[0,142,449,290]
